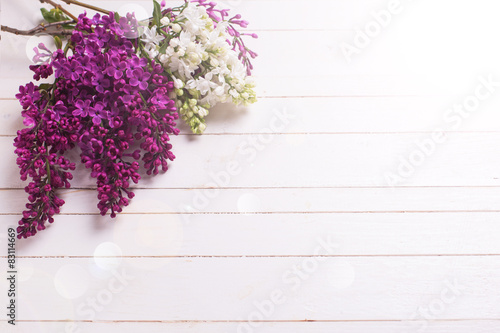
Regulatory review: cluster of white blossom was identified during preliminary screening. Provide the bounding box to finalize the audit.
[140,2,257,134]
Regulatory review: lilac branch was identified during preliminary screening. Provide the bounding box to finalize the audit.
[1,20,75,36]
[59,0,112,15]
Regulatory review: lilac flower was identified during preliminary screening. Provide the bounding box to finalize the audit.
[29,63,53,80]
[150,87,173,109]
[127,68,151,90]
[73,99,92,117]
[52,100,68,121]
[118,14,140,39]
[32,43,52,64]
[14,12,179,239]
[89,102,108,125]
[16,83,40,109]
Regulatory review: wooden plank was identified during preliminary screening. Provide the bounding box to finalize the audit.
[4,29,500,97]
[2,0,500,330]
[0,76,440,99]
[0,30,447,78]
[0,0,406,31]
[2,320,500,333]
[5,256,500,321]
[2,132,500,188]
[3,0,500,90]
[2,187,500,215]
[3,95,500,136]
[2,72,497,100]
[5,213,500,257]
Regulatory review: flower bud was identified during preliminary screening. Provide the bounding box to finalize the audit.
[160,17,170,26]
[197,107,208,117]
[171,23,181,33]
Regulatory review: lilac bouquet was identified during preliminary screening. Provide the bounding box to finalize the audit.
[3,0,257,239]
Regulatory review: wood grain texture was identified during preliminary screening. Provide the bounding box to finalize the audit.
[3,187,500,214]
[0,257,499,321]
[4,213,500,257]
[3,320,500,333]
[3,96,500,135]
[2,133,500,188]
[1,0,500,331]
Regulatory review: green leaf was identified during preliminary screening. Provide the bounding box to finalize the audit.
[158,41,169,54]
[39,83,53,91]
[53,36,62,49]
[54,10,63,21]
[115,12,121,23]
[153,0,162,26]
[40,7,72,25]
[40,8,57,23]
[55,8,70,22]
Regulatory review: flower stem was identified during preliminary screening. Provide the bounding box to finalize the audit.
[63,40,72,55]
[59,0,111,15]
[45,155,51,183]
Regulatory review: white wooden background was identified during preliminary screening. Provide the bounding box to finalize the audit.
[2,0,500,332]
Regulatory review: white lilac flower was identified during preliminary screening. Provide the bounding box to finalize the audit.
[144,43,159,58]
[155,1,257,133]
[141,26,165,45]
[172,76,185,89]
[177,2,209,34]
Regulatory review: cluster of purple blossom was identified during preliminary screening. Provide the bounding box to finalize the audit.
[14,12,178,239]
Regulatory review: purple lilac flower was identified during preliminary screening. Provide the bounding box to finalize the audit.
[14,12,179,239]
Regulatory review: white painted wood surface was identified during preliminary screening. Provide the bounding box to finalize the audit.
[2,0,500,332]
